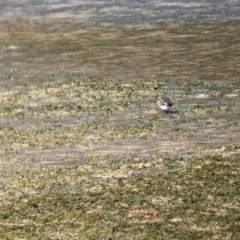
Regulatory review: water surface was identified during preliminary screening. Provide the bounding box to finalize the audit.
[0,1,240,87]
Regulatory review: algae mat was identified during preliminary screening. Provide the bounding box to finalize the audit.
[0,77,239,166]
[0,77,239,239]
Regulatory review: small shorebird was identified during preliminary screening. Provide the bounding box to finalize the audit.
[156,95,173,113]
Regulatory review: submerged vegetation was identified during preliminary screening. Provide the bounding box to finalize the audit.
[0,77,239,239]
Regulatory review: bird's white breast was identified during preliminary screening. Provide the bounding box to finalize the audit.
[160,105,171,111]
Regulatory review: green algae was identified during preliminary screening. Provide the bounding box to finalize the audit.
[0,77,239,239]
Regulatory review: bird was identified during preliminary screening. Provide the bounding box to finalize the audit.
[156,95,173,113]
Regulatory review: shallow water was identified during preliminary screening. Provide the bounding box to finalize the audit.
[0,1,240,88]
[1,22,240,88]
[1,0,240,25]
